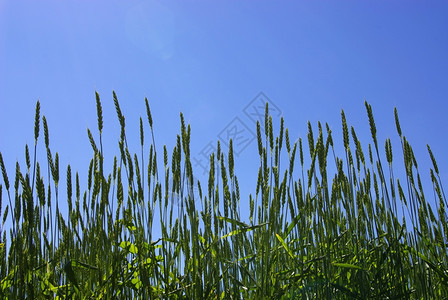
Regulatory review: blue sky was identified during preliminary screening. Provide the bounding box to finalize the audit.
[1,1,448,232]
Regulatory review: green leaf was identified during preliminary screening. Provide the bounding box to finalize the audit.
[332,262,364,270]
[221,223,267,240]
[71,260,98,270]
[119,241,139,254]
[64,260,79,290]
[217,216,250,228]
[275,233,295,259]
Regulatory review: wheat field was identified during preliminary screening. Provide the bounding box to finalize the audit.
[0,92,447,299]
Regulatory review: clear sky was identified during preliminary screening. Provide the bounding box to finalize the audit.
[1,1,447,233]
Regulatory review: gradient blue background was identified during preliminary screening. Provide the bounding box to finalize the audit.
[1,1,447,234]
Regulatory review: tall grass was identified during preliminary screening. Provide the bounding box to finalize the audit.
[0,92,447,299]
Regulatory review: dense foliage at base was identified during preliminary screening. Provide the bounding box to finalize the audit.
[0,92,447,299]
